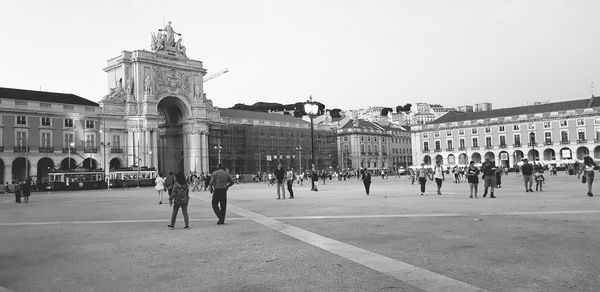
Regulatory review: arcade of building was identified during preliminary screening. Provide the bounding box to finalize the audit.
[411,96,600,168]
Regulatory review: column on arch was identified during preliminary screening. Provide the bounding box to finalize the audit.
[201,131,209,173]
[127,130,135,167]
[151,129,158,169]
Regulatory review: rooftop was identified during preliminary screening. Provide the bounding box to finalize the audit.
[218,108,310,125]
[0,87,98,106]
[432,96,600,124]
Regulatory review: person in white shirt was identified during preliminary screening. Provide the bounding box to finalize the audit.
[154,173,166,204]
[433,160,445,195]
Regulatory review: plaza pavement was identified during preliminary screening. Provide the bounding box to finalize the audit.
[0,173,599,291]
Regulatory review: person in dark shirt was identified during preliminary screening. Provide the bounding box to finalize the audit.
[363,171,372,195]
[481,156,497,198]
[274,162,286,199]
[521,159,534,192]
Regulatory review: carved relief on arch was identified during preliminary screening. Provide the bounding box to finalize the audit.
[153,66,192,101]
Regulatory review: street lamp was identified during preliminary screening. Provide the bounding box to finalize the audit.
[100,126,110,189]
[529,131,536,162]
[295,145,302,171]
[68,142,75,170]
[304,96,319,191]
[214,144,223,165]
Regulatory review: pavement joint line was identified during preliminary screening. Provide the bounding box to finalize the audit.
[192,196,488,292]
[2,210,599,227]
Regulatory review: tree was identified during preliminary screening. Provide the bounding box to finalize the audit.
[329,108,342,119]
[381,107,393,116]
[396,103,412,113]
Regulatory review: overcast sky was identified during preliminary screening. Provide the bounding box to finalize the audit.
[1,0,599,110]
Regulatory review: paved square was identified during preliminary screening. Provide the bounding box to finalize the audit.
[1,174,599,291]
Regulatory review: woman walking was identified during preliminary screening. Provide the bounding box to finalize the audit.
[433,160,445,195]
[363,171,372,195]
[466,161,480,198]
[155,173,166,204]
[416,163,430,196]
[168,173,190,229]
[578,156,597,197]
[21,178,31,203]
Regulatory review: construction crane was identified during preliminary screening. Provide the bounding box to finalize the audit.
[203,68,229,83]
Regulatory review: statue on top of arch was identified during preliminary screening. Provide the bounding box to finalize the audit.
[151,21,187,58]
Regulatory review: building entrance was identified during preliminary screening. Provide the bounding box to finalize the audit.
[158,96,186,175]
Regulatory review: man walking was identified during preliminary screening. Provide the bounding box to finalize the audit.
[209,164,234,225]
[286,166,295,199]
[481,156,497,198]
[274,162,286,199]
[521,159,534,192]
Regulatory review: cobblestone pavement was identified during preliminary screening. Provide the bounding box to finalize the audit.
[1,173,599,291]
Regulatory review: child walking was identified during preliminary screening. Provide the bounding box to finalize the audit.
[535,169,545,192]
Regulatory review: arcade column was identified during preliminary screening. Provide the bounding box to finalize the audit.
[4,163,11,184]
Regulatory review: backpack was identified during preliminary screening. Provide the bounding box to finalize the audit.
[171,183,189,205]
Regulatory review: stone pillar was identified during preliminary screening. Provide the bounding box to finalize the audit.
[4,163,12,184]
[151,129,158,169]
[201,132,209,173]
[127,130,134,167]
[145,130,151,167]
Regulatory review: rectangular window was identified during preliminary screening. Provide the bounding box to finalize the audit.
[16,131,27,147]
[499,135,506,146]
[423,141,429,151]
[41,117,51,126]
[343,136,348,142]
[374,137,378,142]
[513,124,520,131]
[459,138,465,148]
[16,115,27,125]
[498,125,505,132]
[367,137,371,142]
[514,134,521,146]
[485,136,492,147]
[596,128,600,141]
[361,136,364,141]
[447,140,453,149]
[471,128,478,135]
[543,121,551,129]
[578,129,586,141]
[435,140,441,150]
[472,137,479,148]
[561,130,568,142]
[577,119,585,126]
[595,118,600,125]
[446,131,452,137]
[41,132,51,147]
[64,133,74,147]
[422,133,428,139]
[527,123,535,130]
[64,118,74,128]
[544,132,552,144]
[85,120,95,129]
[458,129,465,136]
[85,134,95,147]
[485,127,491,134]
[434,132,440,138]
[560,120,568,127]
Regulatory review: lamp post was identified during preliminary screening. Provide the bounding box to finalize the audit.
[295,145,302,171]
[68,142,75,170]
[214,144,222,165]
[100,125,110,189]
[304,96,319,191]
[530,131,536,162]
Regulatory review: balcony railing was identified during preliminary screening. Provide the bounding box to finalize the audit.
[471,146,480,150]
[595,138,600,143]
[434,148,442,152]
[528,142,538,147]
[544,140,553,145]
[458,147,466,151]
[381,152,387,156]
[39,147,54,153]
[499,144,507,148]
[422,149,430,153]
[111,148,124,154]
[446,147,454,151]
[14,146,28,152]
[560,140,570,145]
[513,143,521,147]
[84,147,98,153]
[485,145,494,149]
[0,146,4,152]
[577,139,588,144]
[62,147,77,154]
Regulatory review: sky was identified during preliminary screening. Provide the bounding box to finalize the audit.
[1,0,599,110]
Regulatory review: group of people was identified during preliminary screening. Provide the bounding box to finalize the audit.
[7,179,32,203]
[156,164,235,229]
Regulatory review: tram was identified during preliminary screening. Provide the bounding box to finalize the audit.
[109,167,157,188]
[46,169,106,191]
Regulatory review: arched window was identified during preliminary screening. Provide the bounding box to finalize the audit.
[367,144,372,153]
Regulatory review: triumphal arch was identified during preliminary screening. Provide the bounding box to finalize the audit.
[100,22,221,176]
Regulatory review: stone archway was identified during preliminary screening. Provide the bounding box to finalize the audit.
[423,155,432,165]
[435,155,443,164]
[12,157,30,182]
[513,150,524,164]
[109,157,123,170]
[157,96,189,176]
[559,147,572,160]
[83,158,99,169]
[37,157,55,184]
[60,158,77,170]
[484,152,495,161]
[458,153,468,165]
[543,148,556,161]
[528,149,540,161]
[0,159,4,184]
[499,151,510,167]
[576,146,589,160]
[447,154,456,165]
